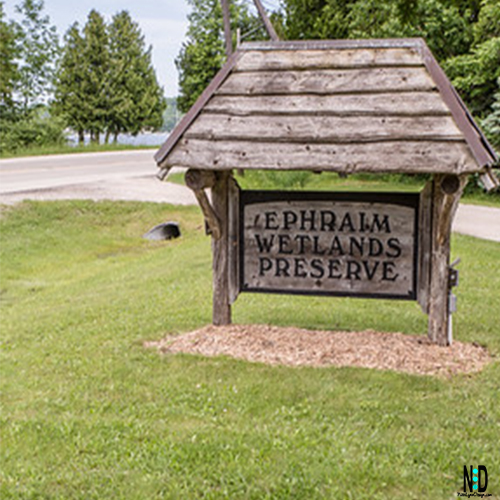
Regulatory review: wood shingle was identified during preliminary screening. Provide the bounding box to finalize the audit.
[156,38,498,178]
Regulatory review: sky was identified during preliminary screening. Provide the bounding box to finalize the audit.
[4,0,191,97]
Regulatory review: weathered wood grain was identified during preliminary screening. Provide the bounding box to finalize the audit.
[417,181,433,314]
[167,139,478,174]
[185,168,217,190]
[228,176,240,305]
[427,174,467,345]
[217,67,436,95]
[241,198,417,298]
[211,171,231,325]
[192,189,221,240]
[185,169,221,239]
[185,113,462,142]
[205,92,451,116]
[235,48,423,72]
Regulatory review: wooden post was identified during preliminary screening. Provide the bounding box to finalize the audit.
[417,180,433,314]
[427,174,467,345]
[252,0,279,41]
[211,170,232,325]
[220,0,233,58]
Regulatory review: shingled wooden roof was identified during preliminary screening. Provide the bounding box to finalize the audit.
[156,38,497,176]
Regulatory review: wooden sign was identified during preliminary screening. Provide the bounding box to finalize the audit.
[239,191,419,299]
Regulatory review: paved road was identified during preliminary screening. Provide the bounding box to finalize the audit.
[454,204,500,243]
[0,150,196,206]
[1,151,498,242]
[0,150,158,193]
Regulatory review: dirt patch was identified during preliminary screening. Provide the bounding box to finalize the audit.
[145,324,492,377]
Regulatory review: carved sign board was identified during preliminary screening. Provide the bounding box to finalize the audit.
[239,191,419,299]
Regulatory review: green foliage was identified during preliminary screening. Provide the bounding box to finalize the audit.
[0,201,499,498]
[0,142,156,159]
[80,10,110,143]
[176,0,266,113]
[53,10,166,144]
[242,170,313,189]
[444,37,500,117]
[0,0,61,152]
[0,1,20,116]
[283,0,474,60]
[176,0,226,113]
[0,109,65,154]
[106,11,166,141]
[481,79,500,149]
[280,0,499,130]
[444,0,500,129]
[14,0,60,115]
[52,22,86,143]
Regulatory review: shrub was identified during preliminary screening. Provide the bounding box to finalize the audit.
[0,112,67,154]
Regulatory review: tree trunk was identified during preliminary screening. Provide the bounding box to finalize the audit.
[78,130,84,145]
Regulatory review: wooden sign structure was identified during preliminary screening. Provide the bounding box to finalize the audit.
[156,38,498,346]
[239,191,419,300]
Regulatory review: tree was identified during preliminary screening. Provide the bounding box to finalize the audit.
[106,10,166,142]
[52,22,87,143]
[347,0,474,61]
[0,1,19,119]
[444,0,500,117]
[1,0,65,155]
[54,9,166,143]
[176,0,265,113]
[81,9,110,143]
[482,79,500,149]
[14,0,59,115]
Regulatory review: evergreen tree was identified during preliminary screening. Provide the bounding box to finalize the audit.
[107,10,166,141]
[14,0,59,115]
[176,0,265,113]
[52,22,87,143]
[81,9,110,143]
[54,9,165,143]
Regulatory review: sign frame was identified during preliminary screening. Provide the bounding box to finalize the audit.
[238,189,420,301]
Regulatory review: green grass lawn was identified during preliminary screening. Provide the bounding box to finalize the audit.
[0,143,158,159]
[1,201,499,499]
[167,170,500,208]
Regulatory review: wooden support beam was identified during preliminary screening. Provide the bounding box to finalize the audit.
[427,174,467,345]
[417,180,433,314]
[185,169,217,191]
[185,169,221,240]
[220,0,233,57]
[252,0,279,41]
[211,171,232,325]
[227,176,240,304]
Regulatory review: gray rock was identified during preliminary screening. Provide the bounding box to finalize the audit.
[143,222,181,241]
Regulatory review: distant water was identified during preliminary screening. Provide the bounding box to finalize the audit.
[67,131,168,147]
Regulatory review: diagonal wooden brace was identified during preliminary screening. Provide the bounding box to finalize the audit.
[185,169,222,240]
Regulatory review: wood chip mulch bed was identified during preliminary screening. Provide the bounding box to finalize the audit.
[145,324,491,377]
